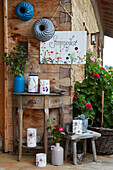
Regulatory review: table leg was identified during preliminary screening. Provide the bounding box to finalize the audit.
[91,138,97,162]
[18,96,23,162]
[65,139,69,161]
[12,95,17,154]
[73,141,77,165]
[12,106,17,154]
[84,139,87,156]
[44,96,49,159]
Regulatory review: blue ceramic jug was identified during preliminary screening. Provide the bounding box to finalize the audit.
[14,75,25,93]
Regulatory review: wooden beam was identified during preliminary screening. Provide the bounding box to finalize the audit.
[91,0,104,45]
[104,31,113,38]
[101,7,113,15]
[103,19,113,24]
[103,16,113,22]
[102,11,113,18]
[101,2,113,9]
[104,28,113,36]
[103,22,113,27]
[3,0,8,152]
[101,0,113,4]
[104,26,113,31]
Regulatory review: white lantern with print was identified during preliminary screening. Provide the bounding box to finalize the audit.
[28,75,38,92]
[27,128,37,147]
[40,80,50,94]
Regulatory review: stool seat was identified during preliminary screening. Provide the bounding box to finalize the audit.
[62,130,101,165]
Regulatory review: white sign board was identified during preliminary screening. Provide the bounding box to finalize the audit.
[40,31,87,64]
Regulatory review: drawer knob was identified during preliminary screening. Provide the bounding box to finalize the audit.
[28,99,36,104]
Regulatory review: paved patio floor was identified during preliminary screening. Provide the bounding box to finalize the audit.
[0,152,113,170]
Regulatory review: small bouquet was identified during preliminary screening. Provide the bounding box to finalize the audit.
[47,118,63,143]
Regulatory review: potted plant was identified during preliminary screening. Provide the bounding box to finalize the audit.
[73,47,113,154]
[47,118,64,166]
[3,45,33,93]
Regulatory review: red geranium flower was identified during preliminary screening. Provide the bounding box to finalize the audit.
[47,126,51,129]
[101,67,105,70]
[92,73,100,79]
[53,129,57,132]
[85,103,92,110]
[54,124,61,127]
[59,127,63,131]
[74,94,78,99]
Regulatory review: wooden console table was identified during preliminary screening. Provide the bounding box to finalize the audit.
[12,92,64,161]
[63,130,101,165]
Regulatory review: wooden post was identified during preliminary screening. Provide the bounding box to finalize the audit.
[3,0,8,152]
[101,91,104,127]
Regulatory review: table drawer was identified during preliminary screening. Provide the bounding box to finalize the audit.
[22,96,44,108]
[49,96,62,108]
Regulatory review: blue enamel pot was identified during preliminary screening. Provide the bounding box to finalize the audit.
[14,75,25,93]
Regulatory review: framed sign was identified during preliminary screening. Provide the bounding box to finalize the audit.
[40,31,87,64]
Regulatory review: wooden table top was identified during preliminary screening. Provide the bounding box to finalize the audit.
[13,92,65,96]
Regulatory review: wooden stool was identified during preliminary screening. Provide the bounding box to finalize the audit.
[63,130,101,165]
